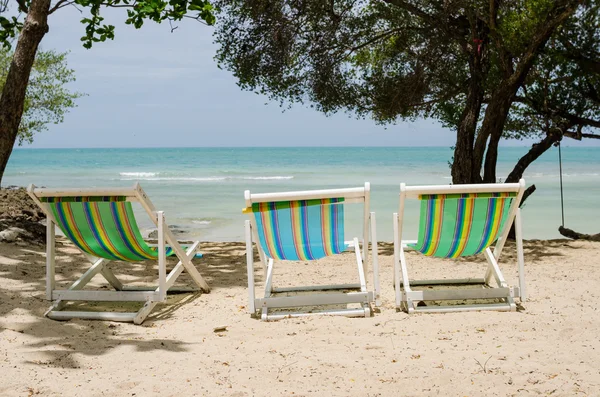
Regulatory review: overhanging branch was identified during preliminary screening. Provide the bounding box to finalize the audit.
[381,0,435,24]
[508,0,581,90]
[49,0,70,14]
[16,0,28,13]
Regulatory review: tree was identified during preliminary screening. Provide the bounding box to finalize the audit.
[0,0,216,186]
[503,3,599,185]
[0,49,84,146]
[213,0,596,185]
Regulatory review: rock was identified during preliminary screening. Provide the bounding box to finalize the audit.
[147,226,186,239]
[0,228,22,243]
[0,187,46,245]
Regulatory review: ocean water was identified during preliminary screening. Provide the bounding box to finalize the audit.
[4,147,599,241]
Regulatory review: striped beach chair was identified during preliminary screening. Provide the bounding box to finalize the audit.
[27,183,210,324]
[393,180,527,313]
[244,183,379,321]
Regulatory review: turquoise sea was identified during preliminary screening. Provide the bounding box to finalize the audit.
[4,147,599,241]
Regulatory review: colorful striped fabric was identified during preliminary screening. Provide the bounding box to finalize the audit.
[43,197,176,261]
[251,198,347,261]
[410,192,516,258]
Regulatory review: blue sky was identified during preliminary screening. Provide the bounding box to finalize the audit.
[21,6,597,148]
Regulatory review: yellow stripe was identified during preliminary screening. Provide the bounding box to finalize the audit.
[59,203,96,255]
[322,201,332,257]
[423,198,443,256]
[89,203,130,261]
[449,197,474,258]
[260,203,279,259]
[290,201,306,260]
[115,203,154,259]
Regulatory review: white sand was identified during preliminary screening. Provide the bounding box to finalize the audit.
[1,238,599,396]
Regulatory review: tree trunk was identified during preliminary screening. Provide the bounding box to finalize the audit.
[505,131,562,183]
[471,1,579,185]
[451,77,483,184]
[451,36,485,185]
[0,0,51,186]
[480,87,515,183]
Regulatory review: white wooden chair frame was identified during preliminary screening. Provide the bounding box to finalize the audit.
[27,183,210,324]
[393,179,527,314]
[244,183,380,321]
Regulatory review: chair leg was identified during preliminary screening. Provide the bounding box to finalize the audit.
[484,248,508,288]
[353,238,368,293]
[256,237,372,321]
[44,300,66,316]
[158,211,167,301]
[393,213,400,308]
[354,238,372,318]
[399,246,416,313]
[370,212,380,307]
[134,301,159,325]
[264,259,274,298]
[245,220,257,315]
[46,218,55,301]
[100,267,124,290]
[164,230,210,292]
[45,257,110,319]
[515,208,527,301]
[484,248,516,311]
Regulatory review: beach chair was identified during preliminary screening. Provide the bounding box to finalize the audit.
[244,183,379,321]
[393,179,527,313]
[27,183,210,324]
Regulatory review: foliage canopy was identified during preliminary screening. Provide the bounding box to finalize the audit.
[0,0,215,49]
[0,49,83,145]
[215,0,597,135]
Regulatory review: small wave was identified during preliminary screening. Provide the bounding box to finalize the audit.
[192,220,212,225]
[527,173,593,178]
[120,172,158,177]
[120,176,227,181]
[242,176,294,180]
[119,174,293,182]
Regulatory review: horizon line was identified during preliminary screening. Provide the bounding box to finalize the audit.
[13,144,590,150]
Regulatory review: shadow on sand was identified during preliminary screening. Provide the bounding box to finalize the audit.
[0,238,249,369]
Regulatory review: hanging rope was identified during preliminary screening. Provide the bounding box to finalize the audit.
[558,141,565,227]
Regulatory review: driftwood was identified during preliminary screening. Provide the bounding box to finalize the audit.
[558,226,600,242]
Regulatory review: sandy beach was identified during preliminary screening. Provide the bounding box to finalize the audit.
[1,237,599,396]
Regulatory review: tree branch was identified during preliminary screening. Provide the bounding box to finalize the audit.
[582,133,600,139]
[382,0,435,24]
[49,0,70,14]
[331,28,402,64]
[514,95,600,130]
[383,0,469,50]
[346,29,401,54]
[508,0,581,90]
[564,128,600,140]
[559,38,600,75]
[488,0,512,76]
[100,3,135,8]
[505,129,563,183]
[558,112,600,129]
[16,0,28,13]
[182,14,210,25]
